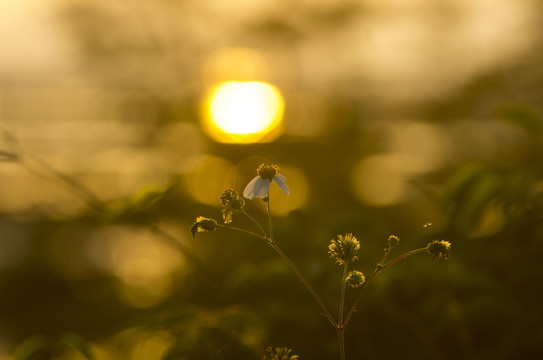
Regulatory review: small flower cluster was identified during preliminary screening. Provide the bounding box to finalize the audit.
[220,188,245,224]
[262,347,299,360]
[328,233,360,265]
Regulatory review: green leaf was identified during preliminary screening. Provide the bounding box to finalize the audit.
[13,336,50,360]
[456,172,501,230]
[441,163,488,207]
[59,332,95,360]
[493,104,543,134]
[130,185,167,209]
[441,164,502,230]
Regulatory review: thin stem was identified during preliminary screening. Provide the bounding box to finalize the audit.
[338,330,346,360]
[241,209,270,241]
[338,262,349,360]
[338,262,349,327]
[379,247,392,267]
[19,155,106,213]
[151,225,221,287]
[382,248,428,268]
[344,247,428,326]
[216,224,268,241]
[242,197,338,329]
[10,145,220,288]
[0,150,18,161]
[266,194,274,242]
[343,268,379,326]
[264,193,336,327]
[269,241,338,328]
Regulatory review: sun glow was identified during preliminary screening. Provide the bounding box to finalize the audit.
[202,81,285,143]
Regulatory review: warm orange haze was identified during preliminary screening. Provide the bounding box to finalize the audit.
[0,0,542,359]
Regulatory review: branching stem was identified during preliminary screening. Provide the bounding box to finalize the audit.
[241,209,270,241]
[344,247,428,326]
[216,224,268,241]
[241,200,337,327]
[268,241,338,328]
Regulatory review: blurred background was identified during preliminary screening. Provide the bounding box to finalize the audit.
[1,0,543,358]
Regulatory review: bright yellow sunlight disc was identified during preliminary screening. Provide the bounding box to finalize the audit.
[202,81,285,143]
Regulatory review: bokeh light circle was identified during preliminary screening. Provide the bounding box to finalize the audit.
[350,154,413,207]
[202,81,285,143]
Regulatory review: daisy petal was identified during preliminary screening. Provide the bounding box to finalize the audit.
[272,175,290,196]
[243,176,260,199]
[253,177,271,198]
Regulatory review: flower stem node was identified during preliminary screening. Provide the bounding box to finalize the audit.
[262,347,299,360]
[328,233,360,266]
[427,240,452,261]
[244,163,290,200]
[346,270,366,288]
[220,188,245,224]
[387,235,400,249]
[190,216,218,238]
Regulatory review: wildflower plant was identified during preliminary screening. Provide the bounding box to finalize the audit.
[192,163,452,359]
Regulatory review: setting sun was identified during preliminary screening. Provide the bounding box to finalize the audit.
[202,81,285,143]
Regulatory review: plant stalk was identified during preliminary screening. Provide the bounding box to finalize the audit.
[242,200,337,327]
[268,241,338,328]
[266,192,274,242]
[241,209,270,241]
[217,224,268,241]
[338,261,349,360]
[338,329,346,360]
[344,247,427,326]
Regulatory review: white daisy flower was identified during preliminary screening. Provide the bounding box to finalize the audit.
[243,164,290,200]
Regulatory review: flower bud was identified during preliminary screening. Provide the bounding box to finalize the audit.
[346,270,366,288]
[427,240,451,261]
[387,235,400,249]
[191,216,218,238]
